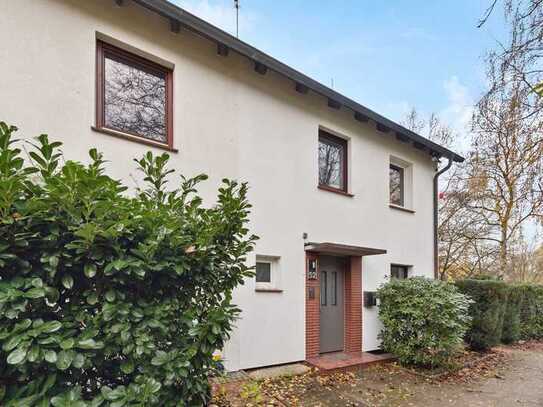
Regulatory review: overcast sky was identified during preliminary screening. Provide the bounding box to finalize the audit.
[172,0,508,154]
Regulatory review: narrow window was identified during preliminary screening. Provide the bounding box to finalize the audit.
[391,265,409,279]
[331,271,337,305]
[320,271,327,306]
[96,40,173,147]
[255,261,272,283]
[389,164,404,206]
[318,130,348,192]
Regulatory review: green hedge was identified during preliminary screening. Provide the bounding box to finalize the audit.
[0,122,257,405]
[518,284,543,340]
[377,277,471,368]
[455,279,509,350]
[502,285,524,344]
[456,279,543,348]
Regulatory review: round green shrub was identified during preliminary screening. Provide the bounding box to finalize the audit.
[0,122,257,405]
[455,279,509,350]
[377,277,472,368]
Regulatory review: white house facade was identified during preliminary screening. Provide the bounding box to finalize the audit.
[0,0,463,372]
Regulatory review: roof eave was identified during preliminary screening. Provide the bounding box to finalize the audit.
[131,0,465,163]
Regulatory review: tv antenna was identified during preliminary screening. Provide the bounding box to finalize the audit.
[234,0,240,38]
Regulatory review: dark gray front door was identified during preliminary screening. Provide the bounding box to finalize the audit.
[319,256,345,353]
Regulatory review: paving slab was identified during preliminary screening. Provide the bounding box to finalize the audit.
[247,363,311,380]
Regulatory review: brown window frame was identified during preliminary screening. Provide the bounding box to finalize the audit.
[318,130,349,194]
[391,264,409,279]
[389,164,405,207]
[95,40,174,150]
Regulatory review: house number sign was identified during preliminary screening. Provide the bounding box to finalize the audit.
[307,259,318,280]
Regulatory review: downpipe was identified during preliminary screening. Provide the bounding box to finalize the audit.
[433,155,453,280]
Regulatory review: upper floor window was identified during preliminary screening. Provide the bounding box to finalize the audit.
[389,164,404,206]
[318,130,348,193]
[96,41,173,147]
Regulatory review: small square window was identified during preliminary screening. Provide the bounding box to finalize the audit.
[391,264,409,279]
[319,130,348,192]
[255,256,280,291]
[255,262,271,283]
[389,164,404,206]
[96,41,173,147]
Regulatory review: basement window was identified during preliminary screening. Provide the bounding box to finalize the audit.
[391,264,410,280]
[95,40,173,148]
[256,261,271,283]
[255,256,281,292]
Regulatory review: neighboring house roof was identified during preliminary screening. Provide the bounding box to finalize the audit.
[131,0,464,163]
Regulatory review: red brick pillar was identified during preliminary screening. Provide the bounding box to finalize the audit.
[305,253,320,359]
[344,256,362,353]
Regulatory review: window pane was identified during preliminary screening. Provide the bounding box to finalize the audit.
[391,265,408,279]
[320,271,327,305]
[255,262,271,283]
[389,165,404,206]
[319,137,345,190]
[104,56,167,143]
[331,271,337,305]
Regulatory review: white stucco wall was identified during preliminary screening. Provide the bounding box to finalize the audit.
[0,0,437,371]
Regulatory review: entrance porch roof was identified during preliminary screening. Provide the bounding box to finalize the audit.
[304,242,387,257]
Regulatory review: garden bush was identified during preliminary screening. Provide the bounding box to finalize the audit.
[377,277,472,368]
[0,122,257,406]
[501,285,524,344]
[455,279,509,350]
[518,284,543,340]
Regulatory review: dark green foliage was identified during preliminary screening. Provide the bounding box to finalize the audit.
[0,122,257,405]
[457,280,543,347]
[518,284,543,340]
[502,285,524,344]
[377,277,472,368]
[470,274,501,281]
[455,279,509,350]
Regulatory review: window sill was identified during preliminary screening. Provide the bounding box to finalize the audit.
[389,204,415,214]
[318,185,354,197]
[91,126,178,153]
[255,288,283,293]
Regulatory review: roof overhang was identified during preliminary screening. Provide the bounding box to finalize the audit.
[305,242,387,257]
[131,0,464,163]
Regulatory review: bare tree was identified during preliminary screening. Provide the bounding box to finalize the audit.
[437,167,499,279]
[469,48,543,277]
[401,110,485,279]
[479,1,543,103]
[401,108,456,149]
[502,0,543,100]
[508,238,543,282]
[402,108,426,134]
[427,0,543,281]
